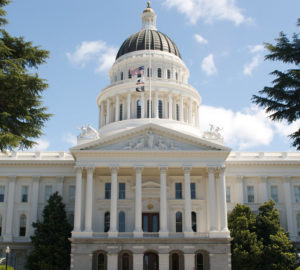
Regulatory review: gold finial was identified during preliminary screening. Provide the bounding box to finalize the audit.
[147,1,151,8]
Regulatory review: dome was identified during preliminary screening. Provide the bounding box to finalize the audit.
[116,29,182,60]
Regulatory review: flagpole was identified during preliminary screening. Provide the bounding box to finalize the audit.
[148,29,152,120]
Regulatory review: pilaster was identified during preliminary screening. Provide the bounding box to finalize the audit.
[134,166,143,237]
[4,176,16,241]
[84,167,94,235]
[108,166,119,237]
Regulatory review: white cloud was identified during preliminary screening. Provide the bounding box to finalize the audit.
[243,55,261,76]
[194,34,208,44]
[273,119,300,138]
[66,40,117,72]
[248,44,265,54]
[201,54,217,75]
[199,105,274,150]
[62,133,77,146]
[163,0,250,25]
[31,139,50,151]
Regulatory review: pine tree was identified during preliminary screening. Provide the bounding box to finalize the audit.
[252,18,300,150]
[27,192,72,270]
[256,200,296,270]
[0,0,51,152]
[228,204,263,270]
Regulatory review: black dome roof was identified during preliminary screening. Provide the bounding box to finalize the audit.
[116,29,182,60]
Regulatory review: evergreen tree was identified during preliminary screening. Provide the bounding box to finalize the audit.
[228,204,263,270]
[27,192,72,270]
[252,18,300,150]
[0,0,51,152]
[256,200,296,270]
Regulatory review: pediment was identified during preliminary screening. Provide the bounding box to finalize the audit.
[71,123,230,152]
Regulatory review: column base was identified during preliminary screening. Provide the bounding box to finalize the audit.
[133,229,143,238]
[72,231,93,237]
[159,230,169,238]
[108,230,118,238]
[209,230,230,238]
[3,235,13,242]
[184,231,194,238]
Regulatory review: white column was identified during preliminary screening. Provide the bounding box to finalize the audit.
[168,92,173,119]
[172,97,176,120]
[159,166,168,237]
[56,176,64,196]
[134,166,143,237]
[115,95,119,122]
[84,167,94,234]
[184,166,193,236]
[4,176,16,241]
[195,104,200,127]
[188,98,192,124]
[141,92,145,118]
[133,254,143,270]
[179,95,184,122]
[236,176,244,203]
[107,254,118,270]
[100,102,104,128]
[184,254,194,270]
[260,176,268,203]
[29,177,39,236]
[108,166,118,237]
[159,253,169,270]
[208,167,217,232]
[106,99,110,124]
[98,105,101,129]
[127,93,131,120]
[154,91,158,118]
[283,178,295,237]
[219,167,228,232]
[74,167,83,232]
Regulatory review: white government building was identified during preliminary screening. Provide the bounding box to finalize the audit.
[0,3,300,270]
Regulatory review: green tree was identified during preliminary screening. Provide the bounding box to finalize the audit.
[228,204,263,270]
[256,200,296,270]
[27,192,72,270]
[0,0,51,152]
[252,18,300,150]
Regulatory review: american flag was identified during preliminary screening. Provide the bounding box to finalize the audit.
[130,66,144,76]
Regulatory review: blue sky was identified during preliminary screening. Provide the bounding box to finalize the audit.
[5,0,300,152]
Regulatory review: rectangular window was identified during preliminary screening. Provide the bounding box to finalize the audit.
[175,183,182,199]
[0,186,5,203]
[119,183,126,199]
[294,186,300,203]
[69,186,75,203]
[105,183,111,199]
[270,185,279,203]
[21,186,29,203]
[45,185,52,202]
[226,186,231,203]
[190,183,196,199]
[247,186,254,203]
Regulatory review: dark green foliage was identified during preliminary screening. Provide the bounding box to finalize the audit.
[228,204,262,270]
[256,200,296,270]
[252,18,300,150]
[0,0,51,151]
[229,201,297,270]
[27,192,72,270]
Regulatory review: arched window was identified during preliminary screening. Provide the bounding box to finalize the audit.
[158,100,163,119]
[98,253,106,270]
[176,212,182,232]
[167,69,171,79]
[0,215,2,236]
[128,70,132,79]
[121,72,123,80]
[157,68,162,78]
[137,100,141,118]
[119,104,123,121]
[147,100,152,118]
[172,253,179,270]
[196,253,204,270]
[119,211,125,232]
[122,253,130,270]
[176,104,179,120]
[104,212,110,232]
[297,213,300,236]
[144,252,158,270]
[192,211,197,232]
[19,214,26,236]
